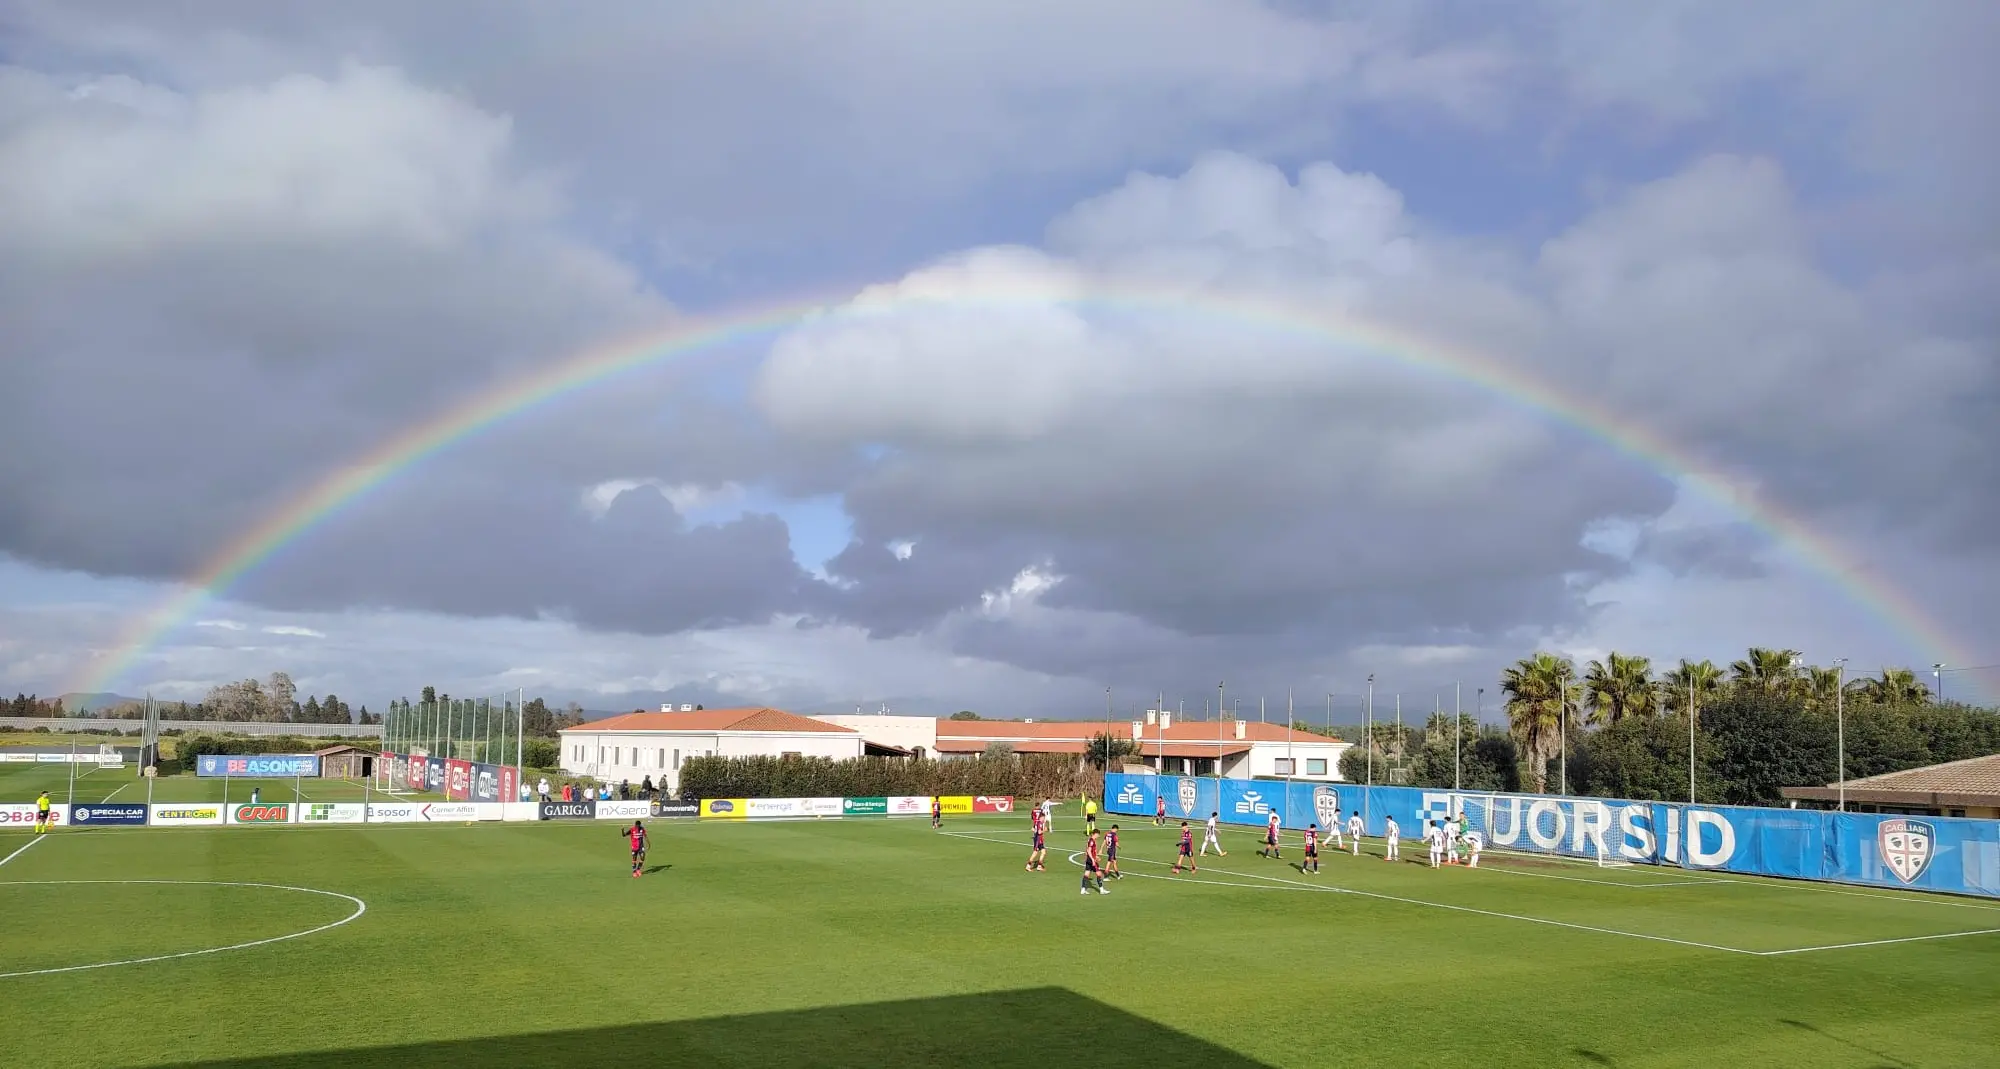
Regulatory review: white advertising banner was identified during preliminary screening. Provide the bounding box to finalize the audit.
[0,754,36,762]
[801,797,844,817]
[297,802,366,824]
[148,804,224,826]
[887,795,929,815]
[595,800,653,820]
[745,797,804,819]
[366,802,425,823]
[36,754,69,763]
[0,803,67,826]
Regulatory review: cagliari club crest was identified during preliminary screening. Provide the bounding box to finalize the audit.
[1878,818,1936,884]
[1313,785,1340,830]
[1177,777,1198,817]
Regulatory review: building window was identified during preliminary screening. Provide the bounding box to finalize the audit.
[1307,758,1327,776]
[658,749,666,769]
[1274,758,1295,775]
[673,749,680,770]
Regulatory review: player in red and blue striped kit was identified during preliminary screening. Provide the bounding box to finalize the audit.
[1172,820,1197,874]
[1025,807,1048,872]
[1081,829,1109,895]
[1303,822,1321,874]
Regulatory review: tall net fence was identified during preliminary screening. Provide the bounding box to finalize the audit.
[377,695,526,795]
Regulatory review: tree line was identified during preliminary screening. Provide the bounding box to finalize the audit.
[1316,649,1999,807]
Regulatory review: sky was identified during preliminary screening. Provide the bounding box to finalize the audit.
[2,1,1997,719]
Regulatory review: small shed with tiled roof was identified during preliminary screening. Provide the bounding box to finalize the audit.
[557,707,864,794]
[1781,754,2000,819]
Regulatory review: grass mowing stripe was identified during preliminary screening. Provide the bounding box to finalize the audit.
[0,880,367,980]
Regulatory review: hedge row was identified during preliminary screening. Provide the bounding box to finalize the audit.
[173,734,359,761]
[676,753,1104,802]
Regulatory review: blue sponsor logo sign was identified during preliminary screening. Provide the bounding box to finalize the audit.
[68,803,148,826]
[195,754,322,778]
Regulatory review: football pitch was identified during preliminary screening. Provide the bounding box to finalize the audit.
[1,814,1995,1068]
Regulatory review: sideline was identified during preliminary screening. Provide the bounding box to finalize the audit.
[0,880,368,980]
[0,835,43,869]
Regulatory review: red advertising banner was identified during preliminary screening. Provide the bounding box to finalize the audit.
[499,765,519,804]
[445,759,473,801]
[972,796,1014,813]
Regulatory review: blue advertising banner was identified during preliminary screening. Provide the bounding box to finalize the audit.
[194,754,321,778]
[1105,774,2000,899]
[66,802,148,826]
[469,762,499,803]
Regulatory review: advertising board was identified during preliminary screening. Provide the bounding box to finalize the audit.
[366,802,425,823]
[67,803,148,826]
[651,799,700,818]
[0,803,66,825]
[700,798,747,819]
[422,802,488,822]
[595,800,652,820]
[972,796,1014,813]
[0,753,34,762]
[841,797,887,816]
[445,759,473,802]
[887,796,929,815]
[538,800,597,821]
[195,754,321,778]
[499,765,519,804]
[298,802,366,824]
[937,796,974,815]
[801,797,844,817]
[228,803,294,825]
[745,797,804,819]
[148,804,223,826]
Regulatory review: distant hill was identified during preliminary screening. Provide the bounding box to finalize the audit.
[53,693,146,714]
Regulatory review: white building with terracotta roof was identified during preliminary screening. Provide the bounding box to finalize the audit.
[810,711,1351,782]
[1782,753,2000,819]
[559,707,864,793]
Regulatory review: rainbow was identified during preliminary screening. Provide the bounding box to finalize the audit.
[68,283,1983,699]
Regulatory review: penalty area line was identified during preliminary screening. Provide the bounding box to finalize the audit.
[0,836,43,870]
[1756,926,2000,957]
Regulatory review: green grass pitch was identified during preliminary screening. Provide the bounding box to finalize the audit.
[1,814,1995,1068]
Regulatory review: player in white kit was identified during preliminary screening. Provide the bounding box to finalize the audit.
[1327,808,1346,851]
[1445,816,1463,865]
[1346,812,1363,856]
[1201,812,1227,856]
[1425,820,1444,867]
[1382,815,1400,861]
[1464,829,1484,868]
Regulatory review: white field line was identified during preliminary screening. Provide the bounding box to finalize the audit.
[1754,927,2000,956]
[0,836,43,869]
[949,827,1755,955]
[100,781,131,802]
[0,880,366,980]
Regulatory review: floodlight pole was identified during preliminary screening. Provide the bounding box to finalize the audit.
[1454,683,1462,792]
[1688,675,1697,806]
[1365,675,1375,788]
[1833,659,1847,812]
[1933,663,1945,704]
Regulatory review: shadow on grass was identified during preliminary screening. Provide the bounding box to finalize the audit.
[162,987,1268,1068]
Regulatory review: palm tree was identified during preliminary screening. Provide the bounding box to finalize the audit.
[1803,666,1845,712]
[1501,652,1579,793]
[1584,652,1656,725]
[1657,659,1725,724]
[1729,647,1804,698]
[1846,667,1930,705]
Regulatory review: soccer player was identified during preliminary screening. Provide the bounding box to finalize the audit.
[1464,829,1484,868]
[1201,811,1227,856]
[1040,798,1057,835]
[1383,815,1401,862]
[1080,829,1109,895]
[1026,807,1048,872]
[1261,810,1282,859]
[1327,808,1346,852]
[1445,817,1462,865]
[1173,820,1197,874]
[1105,824,1123,879]
[1425,820,1444,868]
[1303,822,1321,874]
[931,797,942,830]
[1084,794,1099,833]
[1347,811,1364,856]
[1155,794,1167,826]
[34,790,52,835]
[624,820,649,878]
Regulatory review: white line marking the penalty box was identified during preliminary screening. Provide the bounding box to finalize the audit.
[945,829,1758,956]
[0,880,367,980]
[1754,927,2000,956]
